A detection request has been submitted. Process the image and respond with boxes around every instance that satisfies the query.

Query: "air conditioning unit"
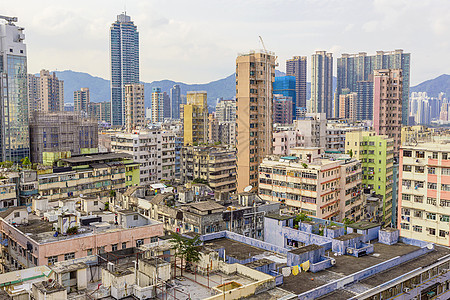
[330,258,336,265]
[404,287,410,293]
[107,262,115,273]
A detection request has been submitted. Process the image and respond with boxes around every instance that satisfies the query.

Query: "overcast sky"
[2,0,449,85]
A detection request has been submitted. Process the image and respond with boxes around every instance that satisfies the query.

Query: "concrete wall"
[205,262,276,300]
[283,227,333,250]
[379,229,399,245]
[263,217,286,247]
[297,245,433,300]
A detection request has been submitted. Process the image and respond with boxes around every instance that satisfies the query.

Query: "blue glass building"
[110,13,139,126]
[170,84,181,119]
[0,19,30,163]
[273,76,296,121]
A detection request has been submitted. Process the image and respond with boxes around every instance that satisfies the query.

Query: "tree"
[21,157,31,169]
[349,149,353,158]
[170,233,202,274]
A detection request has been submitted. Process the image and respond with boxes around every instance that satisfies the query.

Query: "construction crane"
[259,36,268,54]
[0,15,18,25]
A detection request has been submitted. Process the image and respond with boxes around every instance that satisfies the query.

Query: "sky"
[2,0,450,85]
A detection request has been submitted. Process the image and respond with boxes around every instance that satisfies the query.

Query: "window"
[442,184,450,192]
[136,239,144,247]
[413,210,423,218]
[64,252,75,260]
[133,215,139,220]
[401,208,410,216]
[427,182,437,190]
[14,212,20,218]
[402,194,411,201]
[415,166,425,173]
[416,151,425,158]
[403,150,412,157]
[415,181,424,188]
[427,228,436,235]
[443,168,450,175]
[402,165,412,172]
[427,197,437,206]
[112,244,118,251]
[444,153,449,160]
[48,256,58,265]
[414,195,423,203]
[413,225,422,232]
[401,223,410,230]
[87,249,93,255]
[122,242,127,249]
[432,152,438,159]
[150,237,158,243]
[441,200,450,207]
[428,167,436,174]
[426,213,436,220]
[98,246,105,254]
[440,230,448,238]
[94,200,98,206]
[440,215,450,222]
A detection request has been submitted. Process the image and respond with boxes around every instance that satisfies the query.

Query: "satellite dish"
[426,244,434,250]
[27,207,32,213]
[244,185,253,192]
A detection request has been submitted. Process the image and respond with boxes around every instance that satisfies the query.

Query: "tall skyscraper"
[373,69,403,153]
[311,51,333,118]
[286,56,307,109]
[0,16,30,163]
[170,84,181,119]
[236,51,276,192]
[273,94,293,124]
[27,70,64,117]
[273,76,296,121]
[182,91,208,146]
[124,83,144,132]
[337,50,410,124]
[163,92,171,119]
[338,88,357,121]
[73,88,90,114]
[110,13,139,126]
[151,87,164,123]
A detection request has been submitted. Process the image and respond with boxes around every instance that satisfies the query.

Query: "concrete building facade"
[311,51,333,118]
[258,148,363,222]
[182,91,208,146]
[373,69,403,154]
[124,83,145,132]
[398,142,450,246]
[286,56,307,110]
[273,94,293,125]
[111,130,176,185]
[29,111,98,164]
[181,145,237,194]
[236,51,276,192]
[73,87,89,114]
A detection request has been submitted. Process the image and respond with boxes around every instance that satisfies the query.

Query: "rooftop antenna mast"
[259,36,267,54]
[0,15,18,25]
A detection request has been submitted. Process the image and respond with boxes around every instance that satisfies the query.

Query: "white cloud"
[2,0,449,86]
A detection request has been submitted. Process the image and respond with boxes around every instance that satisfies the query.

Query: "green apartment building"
[345,131,394,225]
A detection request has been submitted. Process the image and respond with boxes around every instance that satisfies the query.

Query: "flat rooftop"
[204,238,268,261]
[13,214,158,244]
[266,214,293,221]
[333,232,363,241]
[347,220,381,230]
[289,244,323,255]
[281,242,450,298]
[60,152,132,164]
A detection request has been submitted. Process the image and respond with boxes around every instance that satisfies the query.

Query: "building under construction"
[29,111,98,164]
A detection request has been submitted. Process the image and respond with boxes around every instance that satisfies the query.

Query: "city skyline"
[1,0,449,86]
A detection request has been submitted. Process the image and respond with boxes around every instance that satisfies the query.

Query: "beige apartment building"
[124,83,145,132]
[236,51,276,192]
[27,70,64,118]
[398,142,450,246]
[373,69,403,154]
[73,87,90,114]
[258,147,363,222]
[339,88,357,121]
[182,91,208,146]
[181,145,237,194]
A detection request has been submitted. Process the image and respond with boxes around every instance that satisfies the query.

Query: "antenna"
[0,15,18,25]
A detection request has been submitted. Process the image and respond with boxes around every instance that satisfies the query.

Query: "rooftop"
[60,152,132,164]
[188,201,224,212]
[289,244,323,255]
[333,232,363,241]
[281,242,450,297]
[204,238,267,261]
[347,220,381,230]
[266,214,293,221]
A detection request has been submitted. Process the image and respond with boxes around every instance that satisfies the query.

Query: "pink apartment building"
[0,207,163,272]
[373,69,403,153]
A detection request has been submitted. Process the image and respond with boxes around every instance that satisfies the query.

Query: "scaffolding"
[29,111,98,164]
